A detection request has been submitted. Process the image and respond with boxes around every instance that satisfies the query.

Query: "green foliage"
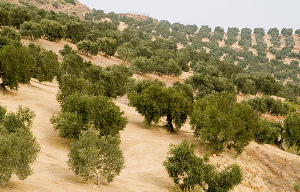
[190,92,260,154]
[82,64,134,98]
[84,9,105,21]
[176,48,192,72]
[166,59,182,76]
[255,119,282,145]
[267,28,281,47]
[128,80,193,132]
[239,28,252,48]
[52,93,127,138]
[131,56,153,74]
[97,37,118,57]
[0,106,40,187]
[281,28,293,37]
[28,43,59,82]
[163,139,243,191]
[20,21,43,39]
[277,82,300,102]
[214,26,225,41]
[186,24,198,35]
[41,19,64,41]
[199,25,211,38]
[0,26,21,41]
[225,27,239,45]
[64,22,86,43]
[60,53,92,78]
[117,42,136,63]
[77,40,99,56]
[67,129,124,186]
[64,0,76,5]
[0,7,11,26]
[246,96,289,116]
[294,183,300,191]
[185,73,235,98]
[59,44,77,57]
[283,113,300,152]
[0,44,34,90]
[234,73,280,95]
[9,6,31,28]
[51,112,83,139]
[58,64,133,103]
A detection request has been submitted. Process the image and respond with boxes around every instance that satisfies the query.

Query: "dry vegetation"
[1,0,91,19]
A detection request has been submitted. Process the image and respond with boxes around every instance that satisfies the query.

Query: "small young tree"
[59,44,77,57]
[0,106,40,187]
[67,129,124,187]
[163,139,243,191]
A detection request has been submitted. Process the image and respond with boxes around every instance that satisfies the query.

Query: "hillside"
[1,1,300,191]
[1,0,91,18]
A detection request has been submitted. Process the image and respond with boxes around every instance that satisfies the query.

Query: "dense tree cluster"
[190,92,260,154]
[164,139,243,191]
[245,96,289,116]
[239,28,252,48]
[225,27,239,45]
[0,31,59,90]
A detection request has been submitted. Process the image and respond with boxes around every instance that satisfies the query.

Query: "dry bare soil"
[1,37,300,192]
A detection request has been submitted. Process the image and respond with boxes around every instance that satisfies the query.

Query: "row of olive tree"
[51,47,131,187]
[0,27,59,90]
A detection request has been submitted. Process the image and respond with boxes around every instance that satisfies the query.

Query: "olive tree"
[51,93,127,139]
[163,139,243,191]
[20,21,43,40]
[190,92,260,154]
[283,113,300,153]
[129,80,193,132]
[0,106,40,187]
[0,44,34,90]
[67,129,124,186]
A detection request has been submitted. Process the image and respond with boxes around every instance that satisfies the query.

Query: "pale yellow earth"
[1,36,300,192]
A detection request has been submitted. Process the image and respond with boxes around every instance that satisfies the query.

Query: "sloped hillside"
[1,0,91,18]
[0,60,299,192]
